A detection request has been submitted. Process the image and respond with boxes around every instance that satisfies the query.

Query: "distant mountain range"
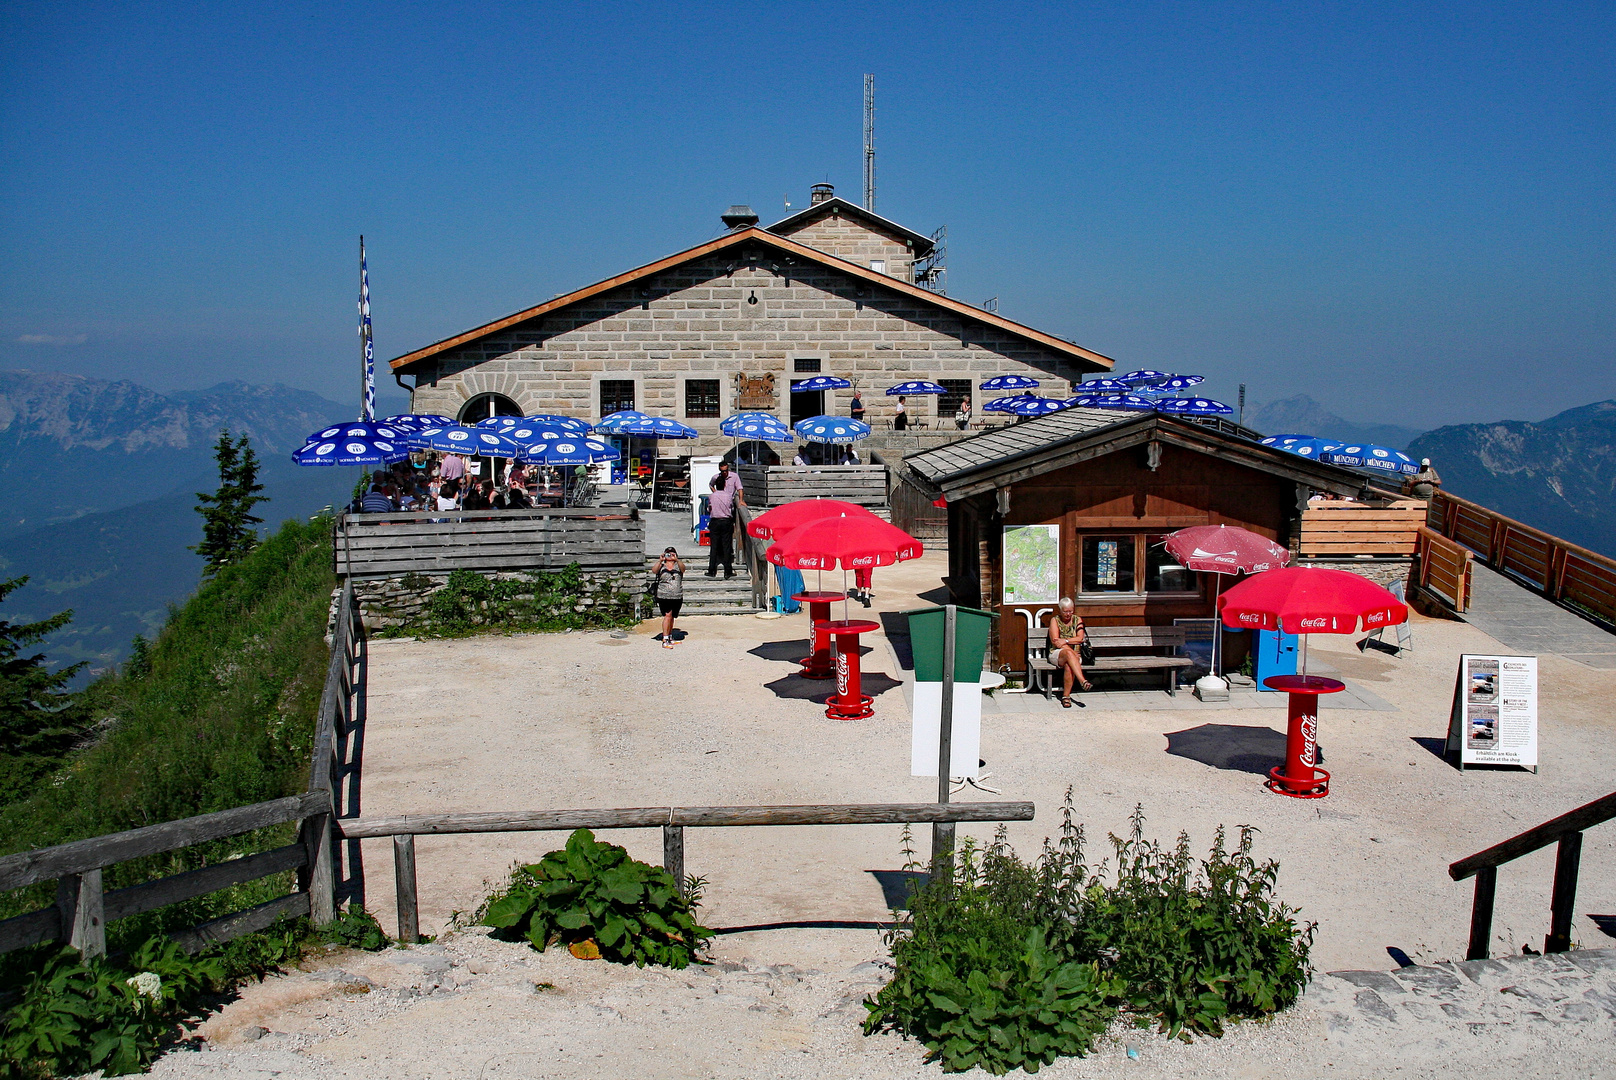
[0,371,366,674]
[1247,395,1425,450]
[1408,400,1616,559]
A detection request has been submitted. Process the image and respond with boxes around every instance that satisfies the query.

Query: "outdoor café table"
[823,619,881,720]
[1262,674,1343,799]
[792,591,845,680]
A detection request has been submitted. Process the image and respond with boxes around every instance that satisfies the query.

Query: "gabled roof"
[390,227,1111,372]
[905,410,1390,501]
[764,196,935,256]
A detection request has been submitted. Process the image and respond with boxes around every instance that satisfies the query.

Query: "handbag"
[1079,639,1096,666]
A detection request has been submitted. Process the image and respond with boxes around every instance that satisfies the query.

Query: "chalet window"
[684,379,720,419]
[1145,537,1196,592]
[1079,533,1199,596]
[794,358,822,373]
[1081,536,1136,593]
[600,380,635,416]
[938,379,972,415]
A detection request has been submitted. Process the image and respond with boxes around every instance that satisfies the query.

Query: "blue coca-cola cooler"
[1254,629,1298,690]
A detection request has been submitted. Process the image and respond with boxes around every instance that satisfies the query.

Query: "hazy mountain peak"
[1245,394,1424,450]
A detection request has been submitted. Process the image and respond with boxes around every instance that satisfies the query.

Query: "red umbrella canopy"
[746,499,875,540]
[1218,567,1409,634]
[766,513,923,571]
[1163,524,1290,575]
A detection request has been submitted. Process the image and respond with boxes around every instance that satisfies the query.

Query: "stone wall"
[1295,557,1414,590]
[349,567,646,631]
[775,215,915,282]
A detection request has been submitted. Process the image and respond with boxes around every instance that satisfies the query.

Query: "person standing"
[705,460,745,579]
[849,390,865,424]
[955,398,972,430]
[652,546,685,648]
[893,395,908,431]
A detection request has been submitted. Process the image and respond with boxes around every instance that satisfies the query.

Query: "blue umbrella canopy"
[592,410,651,433]
[522,413,592,432]
[293,434,411,467]
[382,414,454,430]
[1009,397,1072,416]
[1072,378,1135,393]
[602,415,699,439]
[1146,375,1206,393]
[306,421,408,444]
[983,392,1037,413]
[522,437,620,465]
[885,380,948,395]
[979,374,1041,392]
[502,422,581,447]
[720,411,795,442]
[411,425,523,458]
[1069,393,1158,410]
[1260,435,1342,459]
[794,415,871,444]
[1116,369,1176,386]
[1154,397,1232,415]
[1321,442,1419,476]
[791,376,853,393]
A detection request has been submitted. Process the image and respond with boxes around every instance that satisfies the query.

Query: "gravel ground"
[147,551,1616,1077]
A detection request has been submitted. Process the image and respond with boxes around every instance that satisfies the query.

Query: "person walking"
[652,546,685,648]
[955,398,972,430]
[849,389,866,424]
[705,460,745,579]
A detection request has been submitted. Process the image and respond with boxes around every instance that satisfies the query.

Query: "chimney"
[810,183,835,205]
[721,205,759,230]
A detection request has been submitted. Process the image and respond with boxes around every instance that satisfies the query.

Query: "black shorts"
[656,598,682,616]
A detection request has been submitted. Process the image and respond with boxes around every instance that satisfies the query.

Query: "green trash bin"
[904,605,997,684]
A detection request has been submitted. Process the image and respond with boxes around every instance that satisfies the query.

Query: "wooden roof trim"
[390,228,1116,372]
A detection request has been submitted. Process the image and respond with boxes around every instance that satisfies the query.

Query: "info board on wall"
[1445,654,1538,772]
[1002,524,1060,605]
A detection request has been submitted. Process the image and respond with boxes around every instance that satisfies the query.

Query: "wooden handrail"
[1432,490,1616,573]
[1450,790,1616,880]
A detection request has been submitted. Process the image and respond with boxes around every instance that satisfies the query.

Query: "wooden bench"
[1026,625,1195,698]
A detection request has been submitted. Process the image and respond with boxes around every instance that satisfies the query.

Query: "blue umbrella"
[503,422,581,447]
[1321,442,1419,476]
[1009,397,1072,416]
[720,411,795,442]
[1154,397,1232,415]
[293,434,411,467]
[1069,393,1157,410]
[1116,369,1175,386]
[1260,435,1342,459]
[1142,375,1205,394]
[306,421,408,444]
[602,415,699,439]
[794,415,871,444]
[522,437,620,465]
[382,414,454,430]
[791,376,852,393]
[885,380,948,395]
[983,392,1037,413]
[979,374,1040,392]
[592,409,651,433]
[523,413,592,432]
[1072,378,1136,393]
[411,425,523,458]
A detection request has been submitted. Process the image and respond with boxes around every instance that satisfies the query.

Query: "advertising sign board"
[1446,654,1538,772]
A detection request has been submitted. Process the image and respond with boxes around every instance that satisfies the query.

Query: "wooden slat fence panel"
[1416,526,1473,612]
[1299,501,1426,556]
[738,465,889,508]
[335,510,643,578]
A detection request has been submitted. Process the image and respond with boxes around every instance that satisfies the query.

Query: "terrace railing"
[737,464,889,509]
[333,507,644,579]
[1450,790,1616,959]
[1297,498,1427,557]
[1414,526,1474,613]
[1428,489,1616,626]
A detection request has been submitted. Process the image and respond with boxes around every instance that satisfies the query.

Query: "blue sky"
[2,1,1612,429]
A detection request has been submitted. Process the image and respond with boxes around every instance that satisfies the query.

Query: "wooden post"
[1545,831,1583,954]
[301,810,336,927]
[393,835,419,944]
[1466,865,1497,960]
[931,604,958,871]
[56,869,105,957]
[663,825,685,896]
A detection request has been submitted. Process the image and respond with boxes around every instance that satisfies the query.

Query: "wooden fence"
[333,508,644,579]
[0,584,361,958]
[737,464,889,508]
[1298,499,1427,556]
[735,503,769,610]
[891,473,947,543]
[1428,490,1616,626]
[341,801,1037,944]
[1414,526,1474,613]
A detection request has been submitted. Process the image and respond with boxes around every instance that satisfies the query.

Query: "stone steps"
[646,560,760,614]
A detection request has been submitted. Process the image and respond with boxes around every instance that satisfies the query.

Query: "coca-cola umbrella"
[1162,525,1290,678]
[767,512,923,621]
[1217,566,1408,679]
[746,499,875,540]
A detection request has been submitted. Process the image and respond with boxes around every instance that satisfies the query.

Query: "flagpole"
[359,236,375,421]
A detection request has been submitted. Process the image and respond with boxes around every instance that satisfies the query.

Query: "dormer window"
[869,260,887,274]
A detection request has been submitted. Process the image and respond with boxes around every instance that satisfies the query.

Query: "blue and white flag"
[359,239,374,421]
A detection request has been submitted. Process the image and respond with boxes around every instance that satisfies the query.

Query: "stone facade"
[773,213,916,282]
[1296,556,1414,589]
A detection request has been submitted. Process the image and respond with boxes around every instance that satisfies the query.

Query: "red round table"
[1263,675,1343,799]
[792,591,845,680]
[824,619,881,720]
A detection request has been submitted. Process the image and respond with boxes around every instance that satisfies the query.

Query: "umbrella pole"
[1212,574,1224,676]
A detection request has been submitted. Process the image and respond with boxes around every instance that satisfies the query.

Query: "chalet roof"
[764,197,936,256]
[905,410,1389,501]
[389,228,1111,372]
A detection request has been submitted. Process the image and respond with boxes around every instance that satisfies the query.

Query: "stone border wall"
[349,568,645,632]
[1294,557,1413,589]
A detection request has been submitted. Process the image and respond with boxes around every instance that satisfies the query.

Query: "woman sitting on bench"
[1048,597,1093,706]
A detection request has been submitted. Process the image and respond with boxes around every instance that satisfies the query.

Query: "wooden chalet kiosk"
[901,409,1419,675]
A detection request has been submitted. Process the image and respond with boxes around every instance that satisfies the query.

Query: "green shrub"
[482,828,711,968]
[864,796,1315,1073]
[385,564,639,638]
[319,904,390,952]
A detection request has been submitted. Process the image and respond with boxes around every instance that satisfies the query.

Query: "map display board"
[1002,525,1060,605]
[1446,654,1538,772]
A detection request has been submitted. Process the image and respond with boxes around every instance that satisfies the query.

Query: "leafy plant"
[383,564,639,639]
[319,904,390,951]
[482,829,711,969]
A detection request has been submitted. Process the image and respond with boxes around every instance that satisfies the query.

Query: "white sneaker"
[663,638,674,649]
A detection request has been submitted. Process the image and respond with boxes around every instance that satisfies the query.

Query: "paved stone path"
[1462,565,1616,669]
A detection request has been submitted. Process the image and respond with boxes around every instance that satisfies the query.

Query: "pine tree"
[193,430,268,574]
[0,576,84,756]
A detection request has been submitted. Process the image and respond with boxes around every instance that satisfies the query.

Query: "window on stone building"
[938,379,972,416]
[685,379,720,419]
[793,358,821,373]
[869,259,886,274]
[600,380,635,416]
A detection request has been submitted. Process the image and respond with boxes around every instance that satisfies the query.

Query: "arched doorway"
[458,393,522,424]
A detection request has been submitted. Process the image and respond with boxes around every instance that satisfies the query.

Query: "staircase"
[650,558,762,614]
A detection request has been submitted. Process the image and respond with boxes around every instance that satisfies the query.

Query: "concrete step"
[646,561,758,613]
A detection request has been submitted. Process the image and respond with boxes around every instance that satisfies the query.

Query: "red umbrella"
[767,513,923,620]
[1162,525,1291,678]
[746,499,874,540]
[1218,566,1408,677]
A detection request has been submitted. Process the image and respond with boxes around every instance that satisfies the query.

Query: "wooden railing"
[1429,490,1616,626]
[1414,526,1474,613]
[891,473,948,542]
[735,503,769,610]
[737,464,889,508]
[340,801,1037,944]
[0,583,361,958]
[1297,499,1426,556]
[333,508,644,579]
[1450,790,1616,959]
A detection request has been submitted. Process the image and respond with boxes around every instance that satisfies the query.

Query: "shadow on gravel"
[750,638,872,663]
[1164,723,1325,776]
[763,671,902,703]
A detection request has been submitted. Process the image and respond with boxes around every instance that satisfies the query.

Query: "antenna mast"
[863,74,876,212]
